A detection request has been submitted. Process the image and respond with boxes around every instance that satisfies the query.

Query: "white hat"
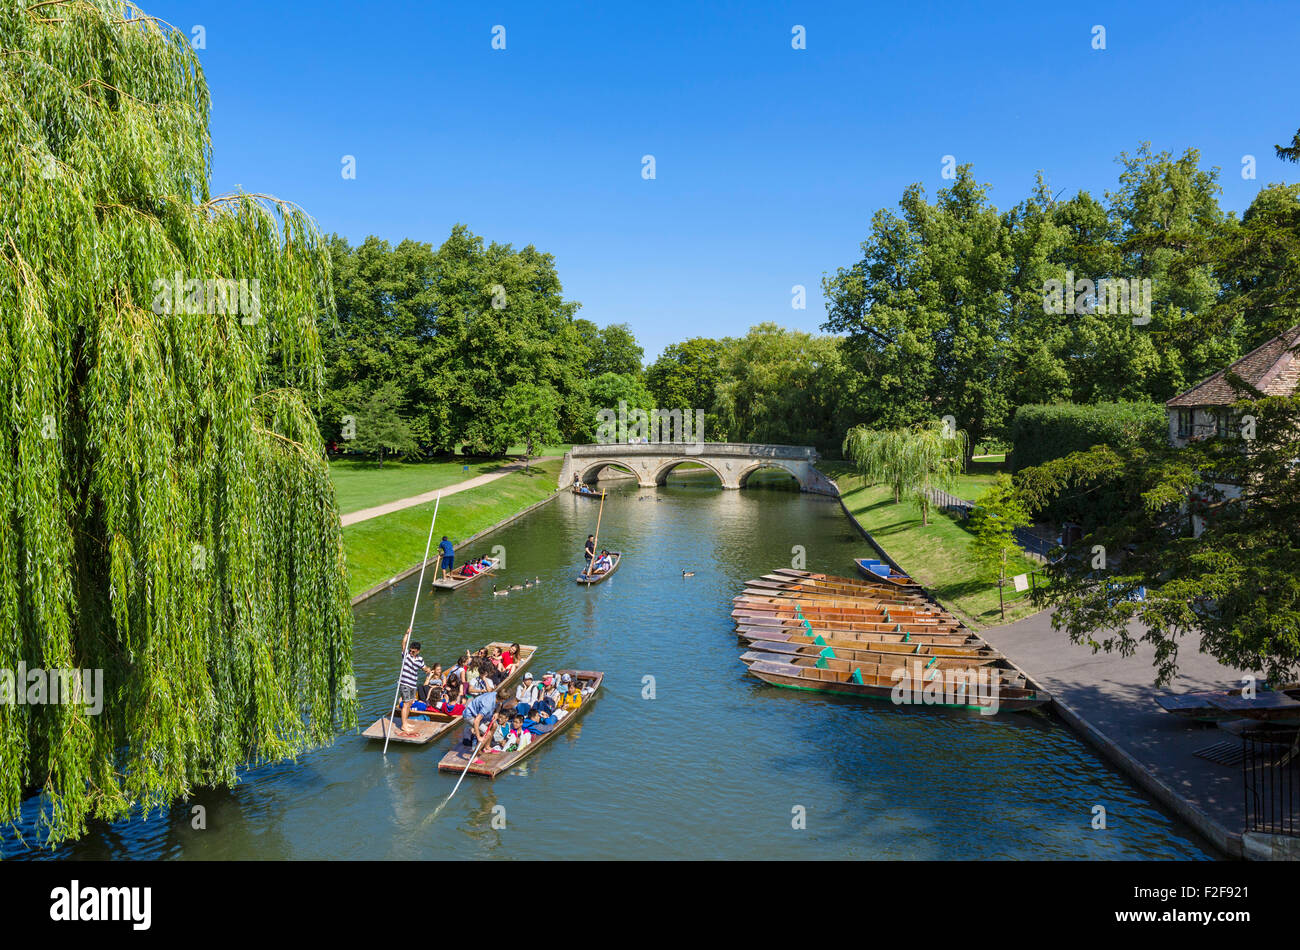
[561,673,572,682]
[523,672,533,680]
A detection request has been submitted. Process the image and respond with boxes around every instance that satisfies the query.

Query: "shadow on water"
[6,478,1213,860]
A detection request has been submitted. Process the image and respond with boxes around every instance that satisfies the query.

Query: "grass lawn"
[329,459,506,514]
[499,443,572,457]
[343,458,563,598]
[821,463,1042,630]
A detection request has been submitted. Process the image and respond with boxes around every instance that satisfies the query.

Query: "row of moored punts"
[735,567,1052,714]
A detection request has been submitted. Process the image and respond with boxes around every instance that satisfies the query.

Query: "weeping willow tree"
[843,421,968,525]
[0,0,355,847]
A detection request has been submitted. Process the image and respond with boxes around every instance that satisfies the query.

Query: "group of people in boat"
[462,671,594,757]
[435,535,497,581]
[572,474,599,495]
[582,535,614,575]
[393,638,523,737]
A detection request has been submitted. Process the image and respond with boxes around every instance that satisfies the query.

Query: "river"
[6,473,1212,859]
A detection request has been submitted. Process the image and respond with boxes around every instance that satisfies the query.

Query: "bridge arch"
[651,457,726,487]
[575,459,638,484]
[736,459,803,488]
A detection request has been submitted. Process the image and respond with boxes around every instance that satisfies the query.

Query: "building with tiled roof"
[1166,325,1300,447]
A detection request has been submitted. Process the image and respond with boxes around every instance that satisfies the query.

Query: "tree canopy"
[1,0,353,846]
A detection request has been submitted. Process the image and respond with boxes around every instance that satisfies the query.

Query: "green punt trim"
[752,676,1029,712]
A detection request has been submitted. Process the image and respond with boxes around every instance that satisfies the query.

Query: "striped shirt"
[399,653,424,689]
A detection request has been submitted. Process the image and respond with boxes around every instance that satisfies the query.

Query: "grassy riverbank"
[820,463,1041,630]
[330,459,507,514]
[341,458,564,598]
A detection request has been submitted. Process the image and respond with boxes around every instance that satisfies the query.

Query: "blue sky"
[150,0,1299,359]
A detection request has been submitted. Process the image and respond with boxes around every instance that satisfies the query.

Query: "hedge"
[1010,401,1167,472]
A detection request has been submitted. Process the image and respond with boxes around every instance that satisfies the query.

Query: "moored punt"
[431,562,498,591]
[437,669,603,777]
[752,575,927,605]
[736,627,993,655]
[772,567,928,593]
[854,557,920,588]
[740,586,926,609]
[362,642,538,744]
[734,595,950,621]
[576,551,621,585]
[731,605,960,627]
[735,614,967,638]
[738,639,1005,669]
[732,611,965,636]
[739,650,1026,688]
[751,573,924,597]
[745,657,1050,713]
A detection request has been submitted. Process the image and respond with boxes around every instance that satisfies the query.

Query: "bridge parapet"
[568,442,819,461]
[559,442,833,493]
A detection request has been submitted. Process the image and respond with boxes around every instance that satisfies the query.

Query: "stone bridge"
[557,443,838,493]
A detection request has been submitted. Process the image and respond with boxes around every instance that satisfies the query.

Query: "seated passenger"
[558,673,583,711]
[523,707,556,735]
[593,550,613,573]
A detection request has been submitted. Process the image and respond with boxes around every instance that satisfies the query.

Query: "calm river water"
[8,475,1212,859]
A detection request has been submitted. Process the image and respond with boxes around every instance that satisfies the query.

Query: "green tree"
[581,372,653,442]
[823,167,1014,450]
[842,421,968,525]
[0,0,353,846]
[712,324,848,452]
[645,337,726,437]
[500,382,562,468]
[969,475,1031,621]
[350,383,418,467]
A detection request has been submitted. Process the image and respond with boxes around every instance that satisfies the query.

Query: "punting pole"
[382,492,442,754]
[584,489,607,576]
[422,721,495,828]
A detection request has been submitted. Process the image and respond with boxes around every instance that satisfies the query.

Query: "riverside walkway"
[340,461,528,527]
[981,612,1256,858]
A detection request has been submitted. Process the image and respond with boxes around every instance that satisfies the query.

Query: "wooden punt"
[437,669,603,777]
[733,608,967,631]
[751,576,926,606]
[740,586,927,609]
[735,616,965,638]
[739,649,1026,688]
[732,611,965,636]
[431,562,498,591]
[753,574,920,598]
[576,551,621,585]
[772,567,926,592]
[361,642,537,745]
[571,486,605,499]
[734,595,950,620]
[745,657,1050,712]
[739,638,1003,667]
[736,626,992,654]
[854,558,921,588]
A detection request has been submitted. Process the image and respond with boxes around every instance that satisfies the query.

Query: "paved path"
[340,462,528,527]
[982,610,1250,856]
